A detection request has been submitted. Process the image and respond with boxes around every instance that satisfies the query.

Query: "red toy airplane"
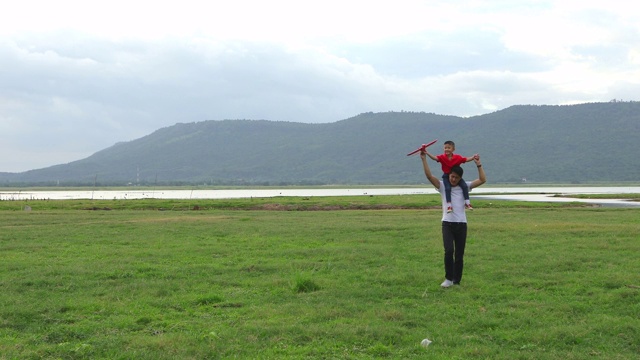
[406,139,438,156]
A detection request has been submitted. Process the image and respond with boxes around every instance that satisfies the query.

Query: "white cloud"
[0,0,639,172]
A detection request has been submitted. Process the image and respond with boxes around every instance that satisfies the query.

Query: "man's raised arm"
[468,154,486,190]
[420,151,441,189]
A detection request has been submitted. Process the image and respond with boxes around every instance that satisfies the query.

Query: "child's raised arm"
[465,154,478,163]
[425,150,439,162]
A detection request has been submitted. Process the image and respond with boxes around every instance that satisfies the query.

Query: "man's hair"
[450,165,464,177]
[444,140,455,147]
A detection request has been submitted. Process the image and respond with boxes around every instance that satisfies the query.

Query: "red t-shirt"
[436,154,467,174]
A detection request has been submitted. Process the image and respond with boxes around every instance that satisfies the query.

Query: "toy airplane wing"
[406,139,437,156]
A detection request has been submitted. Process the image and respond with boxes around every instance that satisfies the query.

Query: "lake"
[1,186,639,207]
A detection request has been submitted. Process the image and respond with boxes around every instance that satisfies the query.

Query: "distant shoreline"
[2,186,640,205]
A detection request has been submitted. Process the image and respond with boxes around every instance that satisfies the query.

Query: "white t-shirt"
[438,180,469,223]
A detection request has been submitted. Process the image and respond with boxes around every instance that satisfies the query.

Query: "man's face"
[449,172,461,187]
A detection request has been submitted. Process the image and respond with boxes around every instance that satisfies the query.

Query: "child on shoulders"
[425,140,477,213]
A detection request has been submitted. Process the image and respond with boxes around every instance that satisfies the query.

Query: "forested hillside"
[1,101,639,185]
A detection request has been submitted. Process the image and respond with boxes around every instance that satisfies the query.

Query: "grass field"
[0,196,638,359]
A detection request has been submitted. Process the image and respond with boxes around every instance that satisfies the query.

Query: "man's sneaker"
[465,203,473,210]
[446,206,453,213]
[440,279,454,288]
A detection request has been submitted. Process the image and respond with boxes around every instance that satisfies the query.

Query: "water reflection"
[472,194,640,208]
[1,186,639,207]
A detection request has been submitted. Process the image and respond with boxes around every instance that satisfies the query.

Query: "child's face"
[443,143,455,155]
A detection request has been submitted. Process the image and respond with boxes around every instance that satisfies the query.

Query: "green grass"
[0,195,638,359]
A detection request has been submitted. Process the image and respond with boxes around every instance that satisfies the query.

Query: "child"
[425,140,477,213]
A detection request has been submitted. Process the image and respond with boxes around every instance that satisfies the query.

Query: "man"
[419,150,486,288]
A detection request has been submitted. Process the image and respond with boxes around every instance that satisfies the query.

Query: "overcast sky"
[1,0,638,172]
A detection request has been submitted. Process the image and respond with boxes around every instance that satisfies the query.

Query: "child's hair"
[444,140,455,147]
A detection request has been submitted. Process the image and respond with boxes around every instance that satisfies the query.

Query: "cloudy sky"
[1,0,638,172]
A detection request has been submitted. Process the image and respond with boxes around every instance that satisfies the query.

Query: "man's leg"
[441,222,455,282]
[452,223,468,284]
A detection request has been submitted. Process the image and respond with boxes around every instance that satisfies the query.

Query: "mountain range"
[1,101,639,186]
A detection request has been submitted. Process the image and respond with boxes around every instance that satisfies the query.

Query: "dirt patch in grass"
[247,204,437,211]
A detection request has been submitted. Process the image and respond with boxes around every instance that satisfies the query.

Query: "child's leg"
[442,174,452,204]
[460,179,473,208]
[459,179,470,201]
